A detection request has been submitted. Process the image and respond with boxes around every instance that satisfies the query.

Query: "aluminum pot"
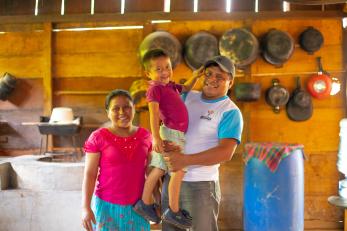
[139,31,182,69]
[219,28,259,69]
[184,31,219,70]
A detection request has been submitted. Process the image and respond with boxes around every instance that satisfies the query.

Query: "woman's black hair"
[105,89,134,110]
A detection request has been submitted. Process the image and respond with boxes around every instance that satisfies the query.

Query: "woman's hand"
[153,137,164,153]
[82,207,96,231]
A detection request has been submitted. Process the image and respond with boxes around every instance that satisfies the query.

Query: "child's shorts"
[150,125,185,172]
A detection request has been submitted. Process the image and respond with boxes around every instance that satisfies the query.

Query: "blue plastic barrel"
[244,147,304,231]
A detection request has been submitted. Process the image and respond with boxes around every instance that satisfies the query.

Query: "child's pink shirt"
[84,127,152,205]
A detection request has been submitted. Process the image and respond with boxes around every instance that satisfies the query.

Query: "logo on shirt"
[200,110,214,120]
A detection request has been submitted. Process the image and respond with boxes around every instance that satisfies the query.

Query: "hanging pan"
[184,31,219,70]
[306,57,332,99]
[139,31,182,69]
[219,28,259,69]
[299,26,324,54]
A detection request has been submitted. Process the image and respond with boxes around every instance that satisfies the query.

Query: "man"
[162,55,243,231]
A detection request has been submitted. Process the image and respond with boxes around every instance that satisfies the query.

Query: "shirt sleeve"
[218,109,243,144]
[84,130,102,153]
[146,85,161,103]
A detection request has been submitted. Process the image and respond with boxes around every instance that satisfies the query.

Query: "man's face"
[145,56,173,85]
[201,65,233,100]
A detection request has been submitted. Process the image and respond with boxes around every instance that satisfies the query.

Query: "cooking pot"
[219,28,259,69]
[261,29,294,67]
[306,57,332,99]
[265,79,290,113]
[234,82,261,102]
[299,26,324,54]
[0,72,17,101]
[49,107,74,124]
[184,31,219,70]
[139,31,182,69]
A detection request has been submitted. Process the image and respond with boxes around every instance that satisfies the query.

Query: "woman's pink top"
[84,127,152,205]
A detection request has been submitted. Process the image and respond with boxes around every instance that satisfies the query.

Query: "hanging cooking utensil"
[299,26,324,54]
[306,57,332,99]
[184,31,219,70]
[219,28,259,69]
[139,31,182,69]
[265,79,290,113]
[261,29,294,67]
[286,77,313,122]
[234,82,261,102]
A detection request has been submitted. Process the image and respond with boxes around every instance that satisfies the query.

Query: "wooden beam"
[0,11,343,24]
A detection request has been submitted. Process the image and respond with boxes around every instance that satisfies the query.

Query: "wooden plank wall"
[0,17,345,230]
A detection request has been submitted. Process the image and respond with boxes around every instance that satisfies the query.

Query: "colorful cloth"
[84,127,152,205]
[92,195,150,231]
[146,80,188,133]
[243,142,304,172]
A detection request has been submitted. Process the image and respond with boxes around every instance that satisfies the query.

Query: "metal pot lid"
[184,31,219,70]
[262,29,294,64]
[139,31,182,69]
[219,28,259,68]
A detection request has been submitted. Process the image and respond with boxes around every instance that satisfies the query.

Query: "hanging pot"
[306,57,332,99]
[299,26,324,54]
[286,77,313,121]
[184,31,219,70]
[234,82,261,102]
[265,79,290,113]
[261,29,294,67]
[219,28,259,69]
[139,31,182,69]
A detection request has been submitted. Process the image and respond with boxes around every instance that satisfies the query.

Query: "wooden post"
[43,22,53,152]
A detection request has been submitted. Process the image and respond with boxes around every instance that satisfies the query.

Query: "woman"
[81,89,152,231]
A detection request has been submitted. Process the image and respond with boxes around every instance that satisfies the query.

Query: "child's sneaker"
[162,208,192,229]
[133,200,161,224]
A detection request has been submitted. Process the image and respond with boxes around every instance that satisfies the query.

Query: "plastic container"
[244,147,304,231]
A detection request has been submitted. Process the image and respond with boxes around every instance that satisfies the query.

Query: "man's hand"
[162,141,186,172]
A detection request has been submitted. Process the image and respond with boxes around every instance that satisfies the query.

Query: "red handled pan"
[306,57,332,99]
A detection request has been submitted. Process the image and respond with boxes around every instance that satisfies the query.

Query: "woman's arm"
[81,152,100,231]
[148,101,163,153]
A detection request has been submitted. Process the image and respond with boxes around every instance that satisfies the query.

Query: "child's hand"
[153,137,164,153]
[193,66,204,79]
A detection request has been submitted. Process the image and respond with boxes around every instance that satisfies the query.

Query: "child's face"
[146,56,173,84]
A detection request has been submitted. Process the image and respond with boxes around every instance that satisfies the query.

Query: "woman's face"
[107,96,135,128]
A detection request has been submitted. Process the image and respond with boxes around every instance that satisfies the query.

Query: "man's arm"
[164,138,238,172]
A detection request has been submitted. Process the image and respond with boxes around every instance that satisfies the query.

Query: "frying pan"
[219,28,259,69]
[139,31,182,69]
[306,57,332,99]
[184,31,219,70]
